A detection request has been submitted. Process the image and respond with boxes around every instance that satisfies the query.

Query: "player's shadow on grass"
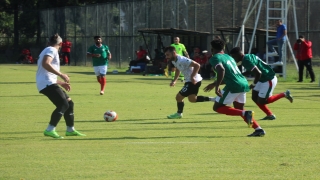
[0,94,41,97]
[61,135,240,141]
[0,82,35,84]
[286,86,320,90]
[70,72,129,76]
[264,123,320,128]
[131,119,240,125]
[76,118,164,123]
[134,77,167,81]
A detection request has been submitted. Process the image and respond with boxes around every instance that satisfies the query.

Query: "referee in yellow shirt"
[170,37,190,82]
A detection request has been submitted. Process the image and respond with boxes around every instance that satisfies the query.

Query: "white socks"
[46,124,55,131]
[67,126,75,132]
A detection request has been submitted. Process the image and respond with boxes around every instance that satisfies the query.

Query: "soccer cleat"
[65,130,86,136]
[247,129,266,137]
[100,91,104,95]
[44,130,64,139]
[164,71,169,78]
[260,114,276,120]
[285,90,293,103]
[244,111,254,128]
[167,113,182,119]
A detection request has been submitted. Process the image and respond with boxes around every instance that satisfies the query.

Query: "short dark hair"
[48,33,62,46]
[299,35,304,38]
[230,47,242,55]
[94,36,101,39]
[211,39,225,52]
[164,46,176,52]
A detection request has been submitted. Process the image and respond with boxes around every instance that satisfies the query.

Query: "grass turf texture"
[0,64,320,180]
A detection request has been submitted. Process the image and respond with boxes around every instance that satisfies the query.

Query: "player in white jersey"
[36,33,85,139]
[164,46,215,119]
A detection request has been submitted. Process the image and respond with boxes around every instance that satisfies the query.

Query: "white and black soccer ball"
[104,110,118,122]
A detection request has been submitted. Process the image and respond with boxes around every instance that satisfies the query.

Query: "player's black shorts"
[179,81,202,97]
[40,84,69,106]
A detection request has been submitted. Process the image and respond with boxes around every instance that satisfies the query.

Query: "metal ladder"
[236,0,299,79]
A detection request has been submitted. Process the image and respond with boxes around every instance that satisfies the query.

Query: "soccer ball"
[104,110,118,122]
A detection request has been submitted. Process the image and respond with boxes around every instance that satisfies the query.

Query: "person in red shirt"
[293,35,315,83]
[24,55,34,64]
[18,48,34,64]
[61,38,72,65]
[129,46,149,67]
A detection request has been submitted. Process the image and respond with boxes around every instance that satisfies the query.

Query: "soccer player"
[203,39,265,137]
[170,37,190,82]
[87,36,112,95]
[36,33,85,139]
[164,46,215,119]
[230,47,293,120]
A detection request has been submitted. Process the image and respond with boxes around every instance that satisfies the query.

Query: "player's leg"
[186,81,215,102]
[95,66,107,95]
[94,66,103,94]
[40,84,70,138]
[233,97,266,137]
[252,81,275,120]
[265,76,293,103]
[167,92,185,119]
[167,82,192,119]
[213,90,252,125]
[213,90,245,116]
[233,101,263,130]
[61,94,86,136]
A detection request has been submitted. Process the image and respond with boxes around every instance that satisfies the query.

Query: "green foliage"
[0,12,14,36]
[0,64,320,179]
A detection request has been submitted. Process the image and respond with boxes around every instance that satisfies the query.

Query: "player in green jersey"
[230,47,293,120]
[87,36,112,95]
[203,39,265,137]
[170,37,190,82]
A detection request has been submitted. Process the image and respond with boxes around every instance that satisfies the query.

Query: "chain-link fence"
[1,0,319,66]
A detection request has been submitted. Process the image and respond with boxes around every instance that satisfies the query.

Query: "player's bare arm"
[57,80,71,92]
[203,81,216,92]
[250,67,262,89]
[108,52,112,60]
[183,50,190,58]
[189,61,200,84]
[42,55,70,83]
[214,64,225,97]
[170,69,181,87]
[87,53,100,58]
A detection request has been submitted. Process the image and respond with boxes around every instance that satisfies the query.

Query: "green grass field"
[0,64,320,180]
